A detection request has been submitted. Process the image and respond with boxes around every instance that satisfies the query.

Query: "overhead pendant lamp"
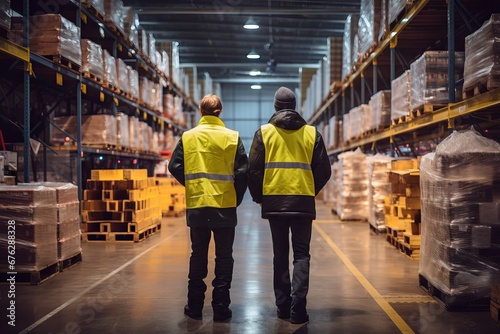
[247,49,260,59]
[244,16,259,30]
[249,69,261,76]
[251,84,262,90]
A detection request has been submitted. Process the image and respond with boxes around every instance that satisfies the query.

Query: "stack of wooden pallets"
[156,177,185,217]
[81,169,162,242]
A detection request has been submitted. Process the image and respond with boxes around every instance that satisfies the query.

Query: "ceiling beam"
[137,7,359,15]
[181,63,320,68]
[214,77,300,83]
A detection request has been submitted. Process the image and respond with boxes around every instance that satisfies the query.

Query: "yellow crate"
[391,159,418,171]
[123,169,148,180]
[91,169,124,181]
[398,197,421,210]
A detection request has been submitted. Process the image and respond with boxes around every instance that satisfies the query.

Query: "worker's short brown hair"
[200,94,222,116]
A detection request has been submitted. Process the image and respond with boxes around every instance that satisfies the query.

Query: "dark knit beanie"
[274,86,296,111]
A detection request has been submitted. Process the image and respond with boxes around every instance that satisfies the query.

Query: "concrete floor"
[3,195,499,334]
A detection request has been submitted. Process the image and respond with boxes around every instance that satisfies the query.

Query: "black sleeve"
[247,129,265,203]
[234,137,249,206]
[311,131,332,195]
[167,138,186,186]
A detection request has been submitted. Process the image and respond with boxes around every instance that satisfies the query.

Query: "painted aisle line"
[313,222,415,334]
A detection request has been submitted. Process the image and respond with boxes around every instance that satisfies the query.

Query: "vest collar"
[199,115,225,127]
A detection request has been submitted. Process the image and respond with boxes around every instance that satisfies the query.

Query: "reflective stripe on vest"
[261,123,316,196]
[183,116,238,209]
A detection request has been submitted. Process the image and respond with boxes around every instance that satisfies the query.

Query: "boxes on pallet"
[81,39,104,80]
[342,14,360,80]
[369,90,391,130]
[391,70,411,121]
[368,154,392,231]
[358,0,383,59]
[419,128,500,308]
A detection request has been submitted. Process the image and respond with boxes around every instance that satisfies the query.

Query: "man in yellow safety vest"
[168,94,248,322]
[247,86,331,325]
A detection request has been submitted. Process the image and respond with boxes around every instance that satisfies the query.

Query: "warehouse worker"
[168,94,248,322]
[247,86,331,325]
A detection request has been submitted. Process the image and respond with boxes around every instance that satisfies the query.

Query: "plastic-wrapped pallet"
[463,14,500,92]
[154,82,163,113]
[0,0,10,31]
[123,7,139,48]
[138,28,149,59]
[389,0,412,25]
[378,0,389,41]
[419,127,500,308]
[328,116,339,150]
[410,51,465,111]
[103,49,118,88]
[337,148,369,221]
[81,39,104,80]
[349,106,362,139]
[0,185,58,273]
[358,0,383,58]
[330,162,339,213]
[128,116,140,151]
[327,37,343,85]
[104,0,125,36]
[391,70,411,121]
[369,90,391,130]
[116,112,130,148]
[139,77,151,107]
[51,115,117,146]
[163,94,174,118]
[343,112,351,143]
[116,57,129,94]
[82,0,105,16]
[367,154,392,231]
[127,66,139,100]
[24,14,81,66]
[148,32,157,65]
[342,14,360,80]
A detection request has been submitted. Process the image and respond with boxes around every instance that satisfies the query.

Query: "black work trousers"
[268,217,312,317]
[187,226,235,311]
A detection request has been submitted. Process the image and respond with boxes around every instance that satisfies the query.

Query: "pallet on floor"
[59,252,83,271]
[82,222,161,242]
[0,262,60,285]
[419,273,490,311]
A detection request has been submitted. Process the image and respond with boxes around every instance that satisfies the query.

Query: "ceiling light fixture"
[247,49,260,59]
[249,70,261,76]
[244,16,259,30]
[251,84,262,90]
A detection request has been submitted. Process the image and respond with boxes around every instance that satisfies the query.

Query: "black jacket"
[168,136,248,228]
[247,109,331,220]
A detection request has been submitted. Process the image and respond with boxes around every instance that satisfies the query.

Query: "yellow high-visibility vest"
[261,123,316,196]
[183,116,238,208]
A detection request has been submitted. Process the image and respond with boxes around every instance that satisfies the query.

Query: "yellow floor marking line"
[313,222,415,334]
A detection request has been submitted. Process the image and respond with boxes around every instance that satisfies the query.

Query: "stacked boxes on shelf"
[463,13,500,94]
[391,70,411,123]
[81,169,162,242]
[81,39,104,82]
[336,148,369,221]
[0,185,60,284]
[419,128,500,309]
[342,14,360,79]
[368,154,392,233]
[358,0,382,59]
[156,177,185,217]
[384,158,421,259]
[369,90,391,131]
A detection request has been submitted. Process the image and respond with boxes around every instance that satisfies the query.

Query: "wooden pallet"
[391,114,412,126]
[103,82,121,94]
[48,55,81,72]
[402,244,420,260]
[419,274,490,311]
[81,2,105,22]
[463,76,500,99]
[411,103,447,118]
[82,71,103,84]
[369,222,386,235]
[0,262,59,285]
[59,252,83,271]
[82,223,161,242]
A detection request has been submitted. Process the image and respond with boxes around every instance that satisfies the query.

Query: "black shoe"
[213,307,232,322]
[184,305,202,320]
[290,313,309,325]
[277,308,290,320]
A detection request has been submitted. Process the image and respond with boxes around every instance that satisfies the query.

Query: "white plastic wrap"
[103,49,119,88]
[28,14,81,66]
[419,128,500,305]
[349,106,362,139]
[128,66,139,100]
[358,0,382,58]
[148,32,157,65]
[104,0,125,35]
[0,185,57,206]
[369,90,391,129]
[128,116,140,151]
[139,77,151,107]
[123,6,139,48]
[389,0,411,25]
[116,57,129,93]
[80,39,104,79]
[337,148,369,220]
[161,50,170,78]
[367,154,392,230]
[116,112,130,148]
[378,0,389,41]
[463,14,500,92]
[139,28,148,58]
[0,0,11,31]
[39,182,78,204]
[82,0,105,15]
[410,51,465,111]
[343,113,351,143]
[51,115,118,146]
[342,14,360,80]
[391,70,411,120]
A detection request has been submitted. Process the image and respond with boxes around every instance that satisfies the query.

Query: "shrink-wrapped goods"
[389,0,412,25]
[116,112,130,148]
[463,14,500,92]
[349,106,362,139]
[0,0,11,31]
[369,90,391,130]
[328,116,339,149]
[103,49,119,88]
[330,163,339,212]
[337,148,369,220]
[410,51,465,111]
[81,0,105,16]
[81,39,104,79]
[20,14,81,66]
[391,70,411,121]
[342,14,360,80]
[123,6,139,48]
[128,116,140,151]
[358,0,383,58]
[342,112,351,143]
[104,0,125,35]
[367,154,392,231]
[419,128,500,307]
[51,115,118,146]
[128,66,139,100]
[116,57,129,94]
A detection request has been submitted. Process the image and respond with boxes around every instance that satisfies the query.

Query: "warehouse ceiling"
[122,0,361,83]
